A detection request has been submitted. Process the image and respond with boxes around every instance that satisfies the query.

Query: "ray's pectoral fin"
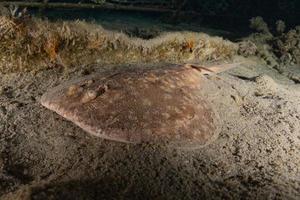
[40,65,222,149]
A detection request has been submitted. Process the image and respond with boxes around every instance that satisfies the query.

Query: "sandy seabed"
[0,56,299,199]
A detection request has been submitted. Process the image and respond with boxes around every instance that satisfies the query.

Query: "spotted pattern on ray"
[41,65,221,149]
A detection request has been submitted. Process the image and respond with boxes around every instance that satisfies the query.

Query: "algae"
[0,15,237,74]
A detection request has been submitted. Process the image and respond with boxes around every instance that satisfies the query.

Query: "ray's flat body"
[41,63,240,148]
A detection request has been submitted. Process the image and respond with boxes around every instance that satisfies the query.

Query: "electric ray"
[41,63,241,149]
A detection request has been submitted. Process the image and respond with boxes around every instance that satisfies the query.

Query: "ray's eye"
[81,90,99,103]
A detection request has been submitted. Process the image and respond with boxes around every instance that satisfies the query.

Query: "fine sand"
[0,56,299,199]
[0,54,300,199]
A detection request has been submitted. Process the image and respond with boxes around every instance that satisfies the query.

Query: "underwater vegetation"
[0,5,298,75]
[0,14,237,73]
[271,27,300,66]
[235,16,300,83]
[239,17,300,68]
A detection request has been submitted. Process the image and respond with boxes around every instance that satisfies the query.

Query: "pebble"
[255,75,278,97]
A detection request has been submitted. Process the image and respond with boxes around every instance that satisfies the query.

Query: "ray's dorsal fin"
[185,62,244,75]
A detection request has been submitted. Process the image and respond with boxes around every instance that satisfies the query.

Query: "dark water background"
[27,0,300,40]
[33,9,252,40]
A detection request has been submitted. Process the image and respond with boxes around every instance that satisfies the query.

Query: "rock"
[255,75,278,97]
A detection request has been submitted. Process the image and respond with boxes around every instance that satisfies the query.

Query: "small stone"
[255,75,277,97]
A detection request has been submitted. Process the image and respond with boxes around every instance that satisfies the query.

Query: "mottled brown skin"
[41,65,222,148]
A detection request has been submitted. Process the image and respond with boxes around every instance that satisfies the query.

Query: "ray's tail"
[185,62,244,75]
